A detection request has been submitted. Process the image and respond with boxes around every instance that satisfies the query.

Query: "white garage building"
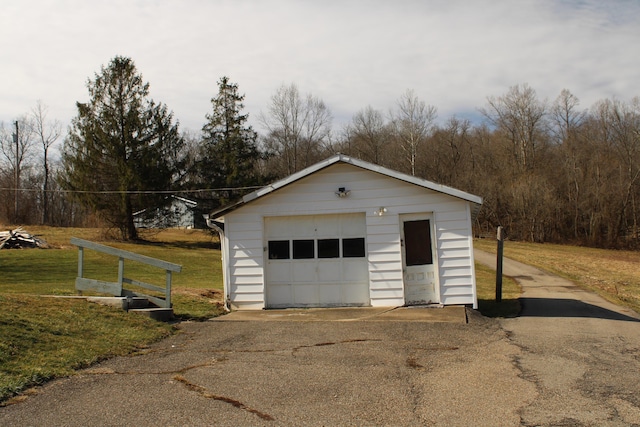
[207,154,482,310]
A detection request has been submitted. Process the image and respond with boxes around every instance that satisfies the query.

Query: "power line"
[0,186,263,195]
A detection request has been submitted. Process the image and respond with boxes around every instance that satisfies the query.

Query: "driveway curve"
[475,249,640,426]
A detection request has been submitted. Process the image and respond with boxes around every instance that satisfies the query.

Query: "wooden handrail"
[71,237,181,309]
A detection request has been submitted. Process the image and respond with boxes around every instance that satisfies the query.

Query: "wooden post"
[496,226,505,302]
[13,121,19,223]
[118,257,125,296]
[77,246,84,295]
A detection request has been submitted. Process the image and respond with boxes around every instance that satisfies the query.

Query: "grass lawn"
[474,238,640,315]
[475,262,521,318]
[0,226,223,298]
[0,226,224,404]
[0,294,173,404]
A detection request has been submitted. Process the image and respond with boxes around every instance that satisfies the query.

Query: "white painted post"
[78,246,84,278]
[165,270,172,308]
[77,246,84,295]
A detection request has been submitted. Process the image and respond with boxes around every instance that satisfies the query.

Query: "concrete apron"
[214,305,467,323]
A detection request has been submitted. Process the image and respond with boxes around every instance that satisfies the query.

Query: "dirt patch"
[174,288,223,301]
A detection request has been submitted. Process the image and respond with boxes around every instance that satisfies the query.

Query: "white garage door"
[264,213,370,308]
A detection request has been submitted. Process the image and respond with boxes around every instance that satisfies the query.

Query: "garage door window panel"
[268,240,290,260]
[343,237,366,258]
[293,239,315,259]
[318,239,340,258]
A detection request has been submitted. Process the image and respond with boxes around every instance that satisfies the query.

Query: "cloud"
[1,0,639,136]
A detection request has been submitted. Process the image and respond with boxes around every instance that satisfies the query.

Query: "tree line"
[1,56,638,248]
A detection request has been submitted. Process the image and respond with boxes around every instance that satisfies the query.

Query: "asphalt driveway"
[0,308,532,426]
[475,249,640,426]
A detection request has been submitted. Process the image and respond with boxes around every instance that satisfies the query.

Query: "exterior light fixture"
[335,187,351,198]
[375,207,387,216]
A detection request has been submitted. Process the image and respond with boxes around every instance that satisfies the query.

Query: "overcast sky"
[1,0,639,137]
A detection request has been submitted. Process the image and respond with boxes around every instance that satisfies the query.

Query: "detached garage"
[207,154,482,310]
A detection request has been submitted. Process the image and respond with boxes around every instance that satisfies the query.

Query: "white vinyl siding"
[222,163,478,309]
[366,213,403,306]
[225,214,265,309]
[435,204,476,306]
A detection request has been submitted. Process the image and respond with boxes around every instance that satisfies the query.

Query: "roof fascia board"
[212,153,482,219]
[242,155,341,203]
[347,157,483,205]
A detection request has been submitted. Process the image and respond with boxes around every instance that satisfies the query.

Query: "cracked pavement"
[1,311,531,426]
[2,251,640,426]
[475,249,640,427]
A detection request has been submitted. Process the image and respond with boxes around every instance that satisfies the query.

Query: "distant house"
[134,195,200,229]
[207,154,482,310]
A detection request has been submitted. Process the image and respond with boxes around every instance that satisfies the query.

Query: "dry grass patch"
[5,226,105,249]
[474,239,640,314]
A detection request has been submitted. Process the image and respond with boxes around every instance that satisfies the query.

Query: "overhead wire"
[0,186,263,195]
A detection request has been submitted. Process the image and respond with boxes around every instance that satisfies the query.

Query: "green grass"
[475,262,521,318]
[0,227,224,404]
[0,294,173,403]
[0,227,223,297]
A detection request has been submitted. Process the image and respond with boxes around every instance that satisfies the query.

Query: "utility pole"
[13,120,19,223]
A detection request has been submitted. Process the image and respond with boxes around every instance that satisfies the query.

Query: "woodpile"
[0,227,48,249]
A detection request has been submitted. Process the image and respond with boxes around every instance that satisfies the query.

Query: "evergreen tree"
[60,56,184,240]
[197,76,264,206]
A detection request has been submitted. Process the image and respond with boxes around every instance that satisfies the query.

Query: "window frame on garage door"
[264,213,370,308]
[267,237,366,260]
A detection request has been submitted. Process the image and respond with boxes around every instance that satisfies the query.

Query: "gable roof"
[210,154,483,220]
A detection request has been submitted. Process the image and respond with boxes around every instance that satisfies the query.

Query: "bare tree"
[0,116,35,223]
[481,83,548,171]
[551,90,587,239]
[260,83,332,176]
[594,97,640,244]
[390,89,437,176]
[345,106,390,165]
[31,101,61,224]
[551,89,586,144]
[431,116,472,187]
